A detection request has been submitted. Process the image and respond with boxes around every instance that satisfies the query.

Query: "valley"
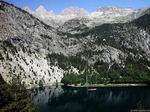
[0,1,150,88]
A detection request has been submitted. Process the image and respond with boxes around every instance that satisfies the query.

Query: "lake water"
[30,86,150,112]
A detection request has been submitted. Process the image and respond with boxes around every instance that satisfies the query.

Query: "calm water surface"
[30,86,150,112]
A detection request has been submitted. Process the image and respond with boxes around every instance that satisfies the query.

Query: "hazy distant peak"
[34,5,54,19]
[22,5,139,28]
[96,6,135,15]
[60,7,89,17]
[35,5,47,13]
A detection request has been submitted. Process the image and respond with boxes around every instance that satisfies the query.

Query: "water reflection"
[30,86,150,112]
[30,86,63,104]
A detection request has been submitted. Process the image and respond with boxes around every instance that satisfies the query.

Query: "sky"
[5,0,150,13]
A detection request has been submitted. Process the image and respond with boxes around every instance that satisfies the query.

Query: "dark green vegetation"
[61,73,81,85]
[61,59,150,85]
[46,53,88,71]
[48,53,150,85]
[0,2,5,11]
[48,52,150,85]
[0,75,37,112]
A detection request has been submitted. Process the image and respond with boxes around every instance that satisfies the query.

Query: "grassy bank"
[65,83,149,88]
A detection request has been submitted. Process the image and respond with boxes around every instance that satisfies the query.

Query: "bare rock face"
[0,1,150,88]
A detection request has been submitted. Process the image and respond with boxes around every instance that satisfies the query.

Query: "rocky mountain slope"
[25,5,145,35]
[0,1,150,88]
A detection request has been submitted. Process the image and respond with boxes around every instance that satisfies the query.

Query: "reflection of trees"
[30,86,63,105]
[46,87,150,112]
[0,75,36,112]
[135,101,145,110]
[48,88,101,112]
[29,86,150,112]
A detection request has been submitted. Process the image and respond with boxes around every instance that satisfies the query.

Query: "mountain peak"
[34,5,54,19]
[60,7,89,17]
[96,6,135,15]
[35,5,47,13]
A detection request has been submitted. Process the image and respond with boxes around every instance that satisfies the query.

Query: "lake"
[30,86,150,112]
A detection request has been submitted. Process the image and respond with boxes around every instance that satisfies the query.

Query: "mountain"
[23,6,89,28]
[60,7,89,17]
[0,1,150,88]
[96,6,134,15]
[23,5,138,28]
[0,1,65,87]
[58,17,90,34]
[57,7,138,34]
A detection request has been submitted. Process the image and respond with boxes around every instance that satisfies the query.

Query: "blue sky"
[5,0,150,13]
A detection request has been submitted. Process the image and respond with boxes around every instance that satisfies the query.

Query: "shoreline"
[65,83,150,88]
[27,83,150,89]
[26,83,64,89]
